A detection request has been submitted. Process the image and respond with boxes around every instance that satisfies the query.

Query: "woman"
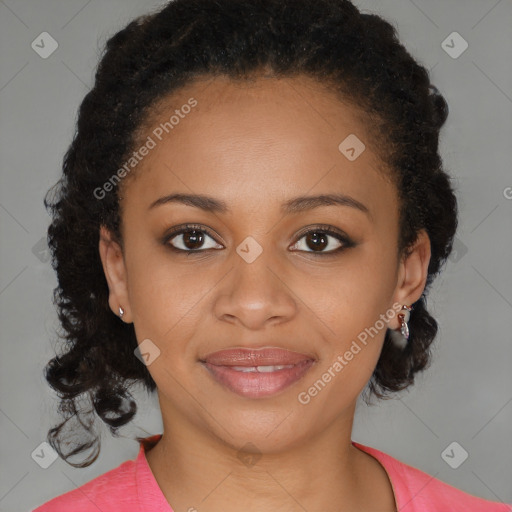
[32,0,511,510]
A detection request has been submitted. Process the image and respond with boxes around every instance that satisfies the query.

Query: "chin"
[202,404,313,455]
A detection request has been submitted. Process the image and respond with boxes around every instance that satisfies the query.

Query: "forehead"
[121,75,396,220]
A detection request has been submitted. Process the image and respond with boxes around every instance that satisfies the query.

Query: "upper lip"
[201,347,315,367]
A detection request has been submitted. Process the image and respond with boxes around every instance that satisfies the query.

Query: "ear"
[98,225,132,323]
[391,229,431,328]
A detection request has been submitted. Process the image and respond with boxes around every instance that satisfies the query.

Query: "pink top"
[32,434,511,511]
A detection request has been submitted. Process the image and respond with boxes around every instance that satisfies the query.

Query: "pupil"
[184,230,204,249]
[307,232,327,251]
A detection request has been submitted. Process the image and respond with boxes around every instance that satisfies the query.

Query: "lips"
[200,347,315,399]
[203,347,313,366]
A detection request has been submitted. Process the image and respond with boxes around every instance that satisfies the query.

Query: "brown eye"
[290,226,354,255]
[166,225,223,253]
[303,231,331,252]
[181,230,205,250]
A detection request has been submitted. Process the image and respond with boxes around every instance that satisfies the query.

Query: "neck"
[145,401,396,512]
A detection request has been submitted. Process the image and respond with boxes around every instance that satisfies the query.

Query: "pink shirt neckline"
[32,433,511,511]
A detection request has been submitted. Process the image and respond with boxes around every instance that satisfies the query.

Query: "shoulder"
[31,457,137,512]
[353,441,512,512]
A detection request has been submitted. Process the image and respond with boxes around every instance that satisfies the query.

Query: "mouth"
[200,347,315,399]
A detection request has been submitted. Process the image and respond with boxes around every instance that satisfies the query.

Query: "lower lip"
[201,359,315,398]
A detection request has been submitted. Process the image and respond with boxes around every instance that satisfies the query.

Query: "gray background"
[0,0,511,511]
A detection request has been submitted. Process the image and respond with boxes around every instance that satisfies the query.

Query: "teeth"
[257,365,292,372]
[231,366,258,372]
[230,365,294,373]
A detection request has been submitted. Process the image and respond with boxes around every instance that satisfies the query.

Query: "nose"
[213,250,298,330]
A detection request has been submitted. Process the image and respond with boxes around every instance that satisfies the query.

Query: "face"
[99,75,430,453]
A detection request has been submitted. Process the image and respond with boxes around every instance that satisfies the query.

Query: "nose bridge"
[213,238,297,328]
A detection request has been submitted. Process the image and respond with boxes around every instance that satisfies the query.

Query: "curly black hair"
[43,0,458,467]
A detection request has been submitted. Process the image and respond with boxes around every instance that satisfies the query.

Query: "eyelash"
[162,223,355,257]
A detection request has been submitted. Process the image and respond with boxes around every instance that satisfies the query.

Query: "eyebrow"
[149,192,371,218]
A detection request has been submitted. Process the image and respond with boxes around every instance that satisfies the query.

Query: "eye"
[164,224,223,253]
[162,223,355,256]
[289,225,354,255]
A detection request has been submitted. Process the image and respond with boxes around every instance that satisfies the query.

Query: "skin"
[99,75,431,512]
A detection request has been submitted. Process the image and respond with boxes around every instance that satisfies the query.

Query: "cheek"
[296,281,389,413]
[123,240,209,343]
[296,250,396,342]
[292,249,396,401]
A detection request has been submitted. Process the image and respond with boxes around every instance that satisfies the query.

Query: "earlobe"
[98,226,131,322]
